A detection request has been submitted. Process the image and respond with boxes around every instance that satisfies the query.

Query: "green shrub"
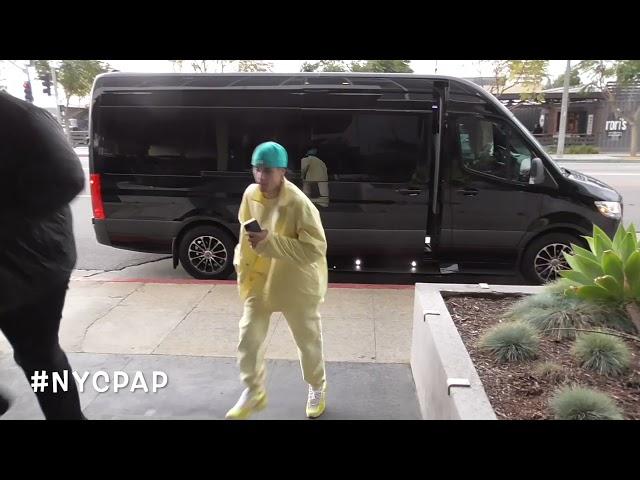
[566,145,599,154]
[543,279,574,296]
[550,386,623,420]
[505,289,567,319]
[560,223,640,335]
[572,332,631,376]
[479,322,539,363]
[532,362,566,384]
[506,293,629,339]
[505,287,635,339]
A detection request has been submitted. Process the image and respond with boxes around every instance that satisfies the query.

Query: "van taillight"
[90,174,105,220]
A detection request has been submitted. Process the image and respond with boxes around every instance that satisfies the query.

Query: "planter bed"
[444,293,640,420]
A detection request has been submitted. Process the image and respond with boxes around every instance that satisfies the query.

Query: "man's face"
[253,166,286,196]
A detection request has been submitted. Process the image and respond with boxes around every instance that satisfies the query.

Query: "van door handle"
[457,188,479,196]
[396,188,422,196]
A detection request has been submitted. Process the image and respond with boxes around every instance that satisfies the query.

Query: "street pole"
[50,63,63,125]
[556,59,571,157]
[25,63,32,99]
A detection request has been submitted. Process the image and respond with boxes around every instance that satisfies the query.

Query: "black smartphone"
[244,218,262,233]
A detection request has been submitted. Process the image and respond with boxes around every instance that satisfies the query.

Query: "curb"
[71,276,415,290]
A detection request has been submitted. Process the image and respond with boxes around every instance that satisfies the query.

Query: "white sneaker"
[306,384,326,418]
[225,388,268,420]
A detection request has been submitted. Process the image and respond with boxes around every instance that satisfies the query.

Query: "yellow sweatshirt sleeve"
[255,203,326,264]
[238,190,251,224]
[234,189,251,271]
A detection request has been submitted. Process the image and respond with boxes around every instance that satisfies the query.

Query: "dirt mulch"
[444,294,640,420]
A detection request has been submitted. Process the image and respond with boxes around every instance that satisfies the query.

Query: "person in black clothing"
[0,92,86,420]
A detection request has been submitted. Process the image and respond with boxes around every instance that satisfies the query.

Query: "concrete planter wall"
[410,283,542,420]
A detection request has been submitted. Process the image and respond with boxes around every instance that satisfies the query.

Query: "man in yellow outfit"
[226,141,328,420]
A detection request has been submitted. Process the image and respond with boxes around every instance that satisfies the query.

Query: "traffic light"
[23,81,33,103]
[40,72,52,96]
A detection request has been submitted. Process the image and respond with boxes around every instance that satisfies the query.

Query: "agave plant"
[560,223,640,334]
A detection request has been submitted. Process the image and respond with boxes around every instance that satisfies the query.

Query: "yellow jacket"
[233,178,328,308]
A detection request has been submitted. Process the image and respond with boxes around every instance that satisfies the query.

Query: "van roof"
[92,72,482,94]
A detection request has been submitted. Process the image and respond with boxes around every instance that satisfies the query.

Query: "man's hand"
[247,229,268,249]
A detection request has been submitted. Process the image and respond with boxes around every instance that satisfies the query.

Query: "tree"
[549,69,581,88]
[191,60,213,73]
[237,60,273,72]
[575,60,617,91]
[171,60,184,72]
[35,60,110,108]
[300,60,413,73]
[616,60,640,83]
[34,60,109,134]
[484,60,549,102]
[612,61,640,156]
[190,60,238,73]
[577,60,640,156]
[300,60,350,72]
[350,60,413,73]
[59,60,109,107]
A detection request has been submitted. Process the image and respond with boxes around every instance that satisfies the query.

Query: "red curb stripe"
[75,277,414,290]
[82,277,236,285]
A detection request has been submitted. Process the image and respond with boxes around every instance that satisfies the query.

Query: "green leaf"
[628,224,638,247]
[601,250,625,284]
[593,224,613,250]
[612,224,627,254]
[571,244,598,262]
[592,234,606,257]
[620,232,636,263]
[575,285,617,302]
[585,236,596,254]
[624,250,640,299]
[564,253,582,273]
[563,252,605,279]
[559,269,594,286]
[564,286,580,298]
[594,275,624,298]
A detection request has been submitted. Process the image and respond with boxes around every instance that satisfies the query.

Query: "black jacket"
[0,92,85,312]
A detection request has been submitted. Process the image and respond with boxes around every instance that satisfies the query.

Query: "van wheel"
[521,232,584,285]
[179,225,236,280]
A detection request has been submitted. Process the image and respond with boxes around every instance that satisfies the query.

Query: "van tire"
[521,232,584,285]
[179,225,236,280]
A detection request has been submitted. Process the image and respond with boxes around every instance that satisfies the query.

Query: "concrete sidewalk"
[0,279,420,420]
[551,153,640,162]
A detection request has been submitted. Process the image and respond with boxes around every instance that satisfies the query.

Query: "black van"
[88,73,622,284]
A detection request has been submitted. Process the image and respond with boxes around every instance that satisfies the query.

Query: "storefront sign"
[587,114,594,135]
[605,118,628,131]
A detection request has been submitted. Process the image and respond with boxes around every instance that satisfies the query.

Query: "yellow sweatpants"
[238,295,326,393]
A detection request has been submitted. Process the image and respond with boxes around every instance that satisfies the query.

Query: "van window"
[98,107,219,175]
[226,109,306,172]
[456,115,535,183]
[97,107,304,175]
[97,103,430,181]
[301,111,430,184]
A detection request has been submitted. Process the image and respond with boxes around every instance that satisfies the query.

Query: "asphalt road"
[72,149,640,284]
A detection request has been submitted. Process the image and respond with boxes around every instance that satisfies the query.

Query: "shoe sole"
[306,405,326,419]
[225,394,268,420]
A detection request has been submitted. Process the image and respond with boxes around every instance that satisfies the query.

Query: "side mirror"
[529,157,545,185]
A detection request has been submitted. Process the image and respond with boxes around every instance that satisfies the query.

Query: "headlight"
[595,201,622,219]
